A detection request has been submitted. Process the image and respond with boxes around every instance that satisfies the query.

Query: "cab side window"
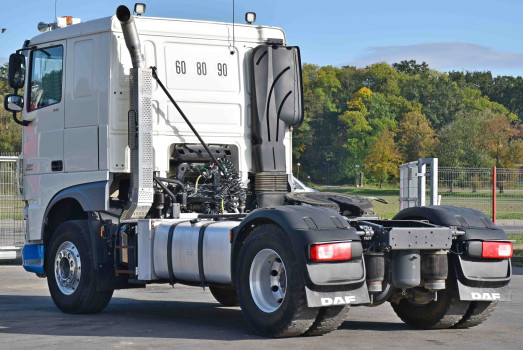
[28,46,63,111]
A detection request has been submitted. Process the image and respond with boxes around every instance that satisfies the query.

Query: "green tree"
[437,110,493,167]
[364,129,402,188]
[0,63,23,154]
[449,71,523,122]
[361,62,400,96]
[293,60,523,186]
[480,114,521,167]
[338,87,397,184]
[393,60,429,75]
[397,111,438,161]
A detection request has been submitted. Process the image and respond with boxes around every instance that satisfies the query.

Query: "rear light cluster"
[310,242,351,262]
[482,242,513,259]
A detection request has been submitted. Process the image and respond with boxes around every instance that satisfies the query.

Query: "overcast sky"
[1,0,522,76]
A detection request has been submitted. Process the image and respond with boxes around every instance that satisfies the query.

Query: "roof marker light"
[245,12,256,25]
[134,3,146,16]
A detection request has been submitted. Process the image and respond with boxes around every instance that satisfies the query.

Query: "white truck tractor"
[3,4,513,337]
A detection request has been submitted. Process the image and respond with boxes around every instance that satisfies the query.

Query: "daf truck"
[3,5,512,337]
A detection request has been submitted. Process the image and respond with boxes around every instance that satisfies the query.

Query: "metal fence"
[0,155,24,252]
[496,168,523,228]
[438,166,523,231]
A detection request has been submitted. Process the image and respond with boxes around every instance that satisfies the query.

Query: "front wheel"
[236,224,318,337]
[46,220,113,314]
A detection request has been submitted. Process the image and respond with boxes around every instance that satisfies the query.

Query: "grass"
[497,213,523,220]
[314,185,399,218]
[508,234,523,245]
[440,191,523,199]
[312,184,523,220]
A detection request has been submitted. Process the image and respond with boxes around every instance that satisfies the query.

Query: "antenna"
[230,0,235,55]
[55,0,57,20]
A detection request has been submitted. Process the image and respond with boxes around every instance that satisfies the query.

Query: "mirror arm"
[11,88,29,127]
[12,111,29,126]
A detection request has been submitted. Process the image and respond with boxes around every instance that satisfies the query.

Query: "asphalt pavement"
[0,265,522,349]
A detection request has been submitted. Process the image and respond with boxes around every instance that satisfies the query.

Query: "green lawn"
[314,186,399,218]
[313,185,523,220]
[508,234,523,244]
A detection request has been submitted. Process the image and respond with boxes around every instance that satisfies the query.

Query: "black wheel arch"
[41,182,125,290]
[42,181,110,248]
[393,205,508,241]
[230,205,362,289]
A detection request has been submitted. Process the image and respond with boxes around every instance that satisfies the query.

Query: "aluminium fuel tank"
[152,220,239,284]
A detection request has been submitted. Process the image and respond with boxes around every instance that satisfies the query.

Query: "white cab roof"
[29,15,286,46]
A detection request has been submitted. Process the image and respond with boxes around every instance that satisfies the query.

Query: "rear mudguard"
[394,205,511,301]
[232,205,370,306]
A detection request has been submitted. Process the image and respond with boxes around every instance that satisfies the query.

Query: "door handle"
[51,160,63,172]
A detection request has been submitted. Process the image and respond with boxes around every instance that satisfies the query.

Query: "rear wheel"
[453,301,497,328]
[209,286,239,306]
[303,305,349,336]
[391,214,500,329]
[236,224,318,337]
[391,281,470,329]
[46,220,113,314]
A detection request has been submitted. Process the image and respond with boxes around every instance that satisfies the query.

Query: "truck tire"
[303,305,349,336]
[46,220,113,314]
[209,286,240,306]
[453,301,497,328]
[236,224,319,337]
[390,280,470,329]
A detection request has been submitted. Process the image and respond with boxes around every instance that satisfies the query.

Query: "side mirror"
[4,94,24,113]
[8,53,26,89]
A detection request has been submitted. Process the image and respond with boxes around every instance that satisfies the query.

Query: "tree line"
[293,60,523,187]
[1,61,522,186]
[0,64,22,154]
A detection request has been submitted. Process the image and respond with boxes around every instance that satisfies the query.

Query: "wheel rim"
[54,241,81,295]
[249,248,287,313]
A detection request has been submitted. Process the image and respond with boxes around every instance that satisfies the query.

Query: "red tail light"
[310,242,351,262]
[482,242,513,259]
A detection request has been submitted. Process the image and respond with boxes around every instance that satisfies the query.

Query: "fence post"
[492,166,496,224]
[417,159,426,207]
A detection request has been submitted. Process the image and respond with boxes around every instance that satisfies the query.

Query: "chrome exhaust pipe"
[116,5,145,68]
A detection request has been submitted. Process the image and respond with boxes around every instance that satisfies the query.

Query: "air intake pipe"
[116,5,145,69]
[250,44,304,207]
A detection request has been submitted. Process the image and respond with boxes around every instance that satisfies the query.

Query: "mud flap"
[457,279,511,301]
[305,283,370,307]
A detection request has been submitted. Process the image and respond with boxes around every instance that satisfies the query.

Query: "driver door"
[22,41,66,175]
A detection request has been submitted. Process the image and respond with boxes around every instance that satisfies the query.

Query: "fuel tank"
[152,220,238,284]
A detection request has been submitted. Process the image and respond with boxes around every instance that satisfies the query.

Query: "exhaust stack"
[117,5,153,220]
[116,5,145,69]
